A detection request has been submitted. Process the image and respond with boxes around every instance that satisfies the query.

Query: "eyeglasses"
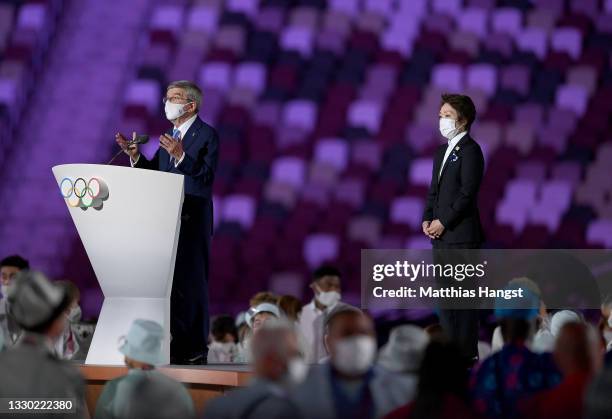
[162,96,193,104]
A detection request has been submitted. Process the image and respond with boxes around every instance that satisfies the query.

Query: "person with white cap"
[298,265,344,364]
[377,324,430,404]
[94,319,194,419]
[236,302,281,363]
[203,319,307,419]
[292,304,406,419]
[532,310,583,353]
[0,254,30,348]
[0,270,89,419]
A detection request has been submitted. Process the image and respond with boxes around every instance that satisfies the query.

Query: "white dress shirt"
[438,130,468,179]
[297,300,332,363]
[131,114,197,167]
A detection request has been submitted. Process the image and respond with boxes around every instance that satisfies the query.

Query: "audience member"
[292,304,406,419]
[471,284,561,419]
[521,322,602,419]
[298,265,343,363]
[203,319,306,419]
[236,302,281,363]
[532,310,583,353]
[0,255,29,348]
[0,270,88,418]
[54,280,93,361]
[94,319,194,419]
[377,325,429,404]
[384,340,479,419]
[208,314,239,363]
[584,364,612,419]
[278,295,303,323]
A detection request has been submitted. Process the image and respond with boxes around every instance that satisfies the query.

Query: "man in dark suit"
[421,93,484,364]
[116,80,219,364]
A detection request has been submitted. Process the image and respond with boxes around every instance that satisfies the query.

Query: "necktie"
[171,128,181,163]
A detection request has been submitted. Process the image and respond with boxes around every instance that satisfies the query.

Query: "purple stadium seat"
[290,7,319,29]
[466,64,497,96]
[432,64,463,92]
[450,31,480,57]
[280,26,314,57]
[505,122,535,154]
[187,6,219,33]
[347,100,383,134]
[390,197,424,230]
[551,162,582,186]
[124,80,160,115]
[322,10,352,37]
[271,157,307,189]
[150,6,184,33]
[315,138,349,172]
[492,8,522,37]
[364,0,394,15]
[515,103,544,130]
[308,161,339,190]
[348,216,382,246]
[226,0,258,17]
[516,28,548,59]
[556,84,589,117]
[264,181,298,209]
[432,0,462,17]
[570,0,599,19]
[527,9,557,33]
[528,181,572,232]
[484,33,513,57]
[283,100,317,132]
[329,0,359,17]
[317,29,347,54]
[397,0,427,16]
[268,272,304,299]
[303,233,339,269]
[255,7,285,33]
[221,195,256,229]
[356,11,386,34]
[234,62,266,93]
[199,62,232,93]
[551,27,582,59]
[16,4,46,31]
[458,8,488,37]
[586,220,612,248]
[405,235,431,249]
[409,158,434,187]
[214,25,245,55]
[516,161,546,182]
[334,178,366,208]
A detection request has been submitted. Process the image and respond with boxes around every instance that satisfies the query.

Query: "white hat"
[550,310,582,337]
[378,325,429,373]
[247,303,280,328]
[9,271,69,331]
[119,319,164,365]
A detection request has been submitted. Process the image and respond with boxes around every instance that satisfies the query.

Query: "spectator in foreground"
[377,324,430,404]
[94,319,194,419]
[298,265,343,363]
[471,284,561,419]
[584,363,612,419]
[521,322,602,419]
[203,319,307,419]
[0,255,30,348]
[384,340,479,419]
[55,280,93,361]
[292,304,406,419]
[0,270,88,418]
[207,314,239,363]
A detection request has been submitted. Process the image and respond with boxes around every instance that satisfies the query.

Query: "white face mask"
[439,117,460,140]
[315,287,341,308]
[287,356,309,385]
[0,283,13,298]
[604,329,612,345]
[164,100,188,121]
[332,335,377,376]
[67,305,82,323]
[210,341,236,362]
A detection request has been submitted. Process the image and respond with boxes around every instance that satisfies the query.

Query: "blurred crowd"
[3,255,612,419]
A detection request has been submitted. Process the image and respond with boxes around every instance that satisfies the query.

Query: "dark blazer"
[134,116,219,199]
[422,133,485,244]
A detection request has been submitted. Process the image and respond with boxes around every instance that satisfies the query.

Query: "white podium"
[52,164,184,365]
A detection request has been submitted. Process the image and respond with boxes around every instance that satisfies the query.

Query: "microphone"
[107,134,150,165]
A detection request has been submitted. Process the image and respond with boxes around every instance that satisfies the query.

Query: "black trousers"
[432,240,481,362]
[170,195,212,362]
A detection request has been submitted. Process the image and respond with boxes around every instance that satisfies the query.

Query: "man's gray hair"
[167,80,202,111]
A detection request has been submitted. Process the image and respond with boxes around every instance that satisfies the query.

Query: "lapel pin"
[455,146,460,151]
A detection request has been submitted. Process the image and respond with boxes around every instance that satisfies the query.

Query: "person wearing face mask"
[292,304,407,419]
[0,270,89,419]
[115,80,219,365]
[203,319,307,419]
[421,93,484,365]
[208,314,239,363]
[54,280,94,361]
[0,255,29,348]
[298,265,343,363]
[95,319,195,419]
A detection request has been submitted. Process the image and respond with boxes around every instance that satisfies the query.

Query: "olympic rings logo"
[60,177,109,210]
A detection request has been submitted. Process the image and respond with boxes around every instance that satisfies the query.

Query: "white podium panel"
[52,164,184,365]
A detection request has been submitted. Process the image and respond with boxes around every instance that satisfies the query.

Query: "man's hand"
[115,132,139,160]
[159,133,184,161]
[426,219,445,239]
[422,221,436,239]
